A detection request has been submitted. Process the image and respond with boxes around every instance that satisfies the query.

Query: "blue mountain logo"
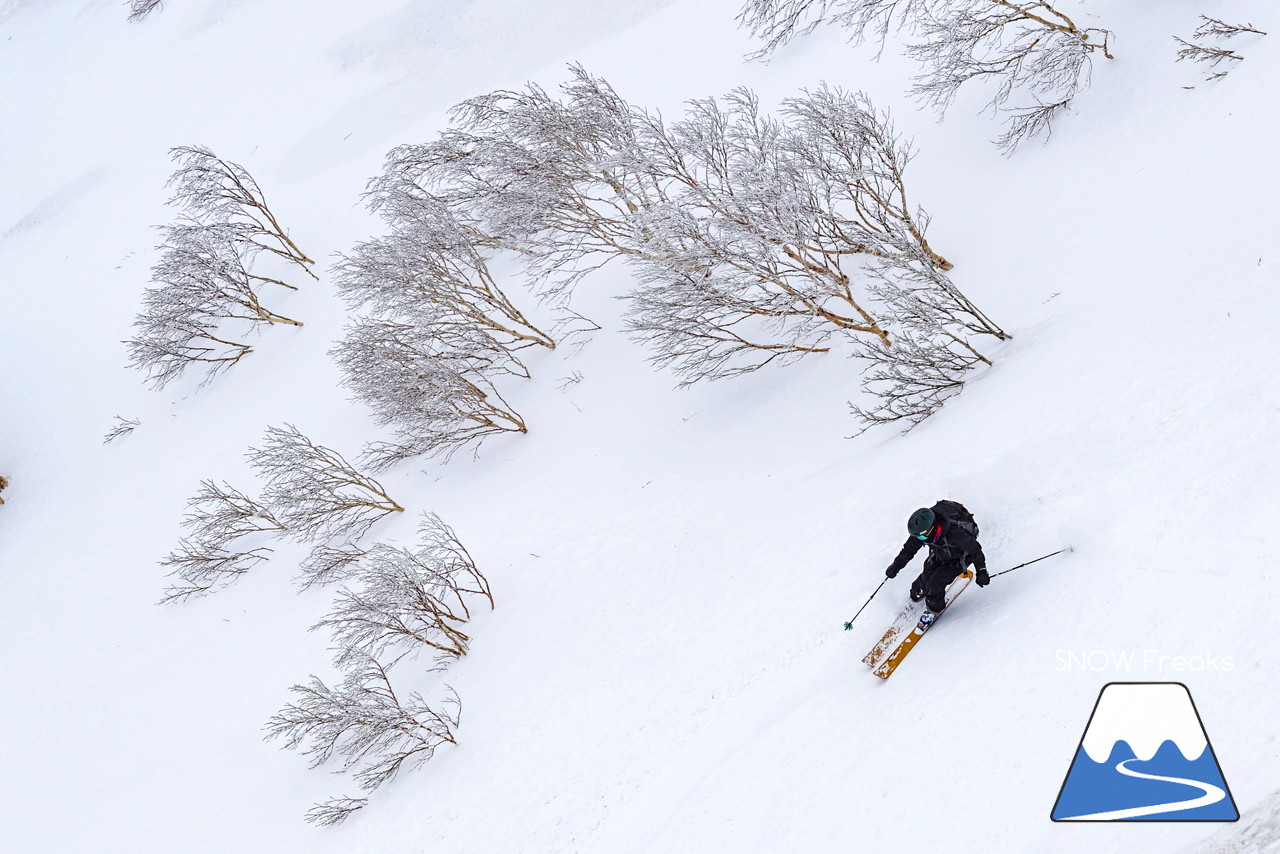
[1051,682,1238,822]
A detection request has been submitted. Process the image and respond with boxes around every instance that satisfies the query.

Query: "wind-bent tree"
[334,196,554,351]
[353,66,1004,437]
[166,146,316,277]
[128,148,311,390]
[620,84,999,384]
[332,313,528,471]
[314,513,493,666]
[409,69,999,382]
[265,657,461,826]
[249,424,403,542]
[738,0,1114,151]
[159,480,285,603]
[126,235,266,389]
[372,70,655,305]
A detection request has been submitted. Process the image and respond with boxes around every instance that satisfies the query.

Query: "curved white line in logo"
[1059,758,1226,821]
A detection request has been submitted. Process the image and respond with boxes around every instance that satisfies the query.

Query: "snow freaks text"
[1055,651,1234,672]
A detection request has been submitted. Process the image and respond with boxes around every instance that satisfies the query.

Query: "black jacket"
[888,505,986,576]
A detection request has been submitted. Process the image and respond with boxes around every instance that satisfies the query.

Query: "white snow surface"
[1080,683,1208,763]
[1,1,1278,852]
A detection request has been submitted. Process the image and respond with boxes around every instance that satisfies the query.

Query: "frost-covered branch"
[336,194,554,351]
[103,416,140,445]
[739,0,1113,151]
[126,0,163,21]
[305,797,368,827]
[158,479,284,604]
[1193,16,1266,41]
[265,657,460,795]
[1175,17,1265,82]
[314,513,492,666]
[297,543,368,591]
[159,542,273,604]
[249,424,403,542]
[618,82,1004,383]
[127,209,305,391]
[332,314,528,471]
[166,146,315,277]
[374,70,656,305]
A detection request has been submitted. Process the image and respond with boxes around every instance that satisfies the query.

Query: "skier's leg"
[909,572,926,602]
[923,564,964,613]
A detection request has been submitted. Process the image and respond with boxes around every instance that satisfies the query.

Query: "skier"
[885,501,988,614]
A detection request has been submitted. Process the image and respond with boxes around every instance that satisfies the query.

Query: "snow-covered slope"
[1,1,1277,852]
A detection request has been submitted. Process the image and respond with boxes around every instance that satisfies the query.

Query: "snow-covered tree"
[249,424,403,542]
[331,313,528,471]
[166,146,315,277]
[314,513,493,666]
[265,657,460,824]
[335,195,555,351]
[0,474,7,506]
[620,84,996,384]
[158,480,285,603]
[128,153,309,391]
[372,69,653,305]
[738,0,1113,152]
[126,230,295,390]
[361,67,1003,433]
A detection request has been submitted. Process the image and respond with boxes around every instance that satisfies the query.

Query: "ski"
[862,599,925,667]
[872,570,973,680]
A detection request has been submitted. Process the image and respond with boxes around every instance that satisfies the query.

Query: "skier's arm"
[967,536,987,571]
[967,536,991,586]
[886,538,923,578]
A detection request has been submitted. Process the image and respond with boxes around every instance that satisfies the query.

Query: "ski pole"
[990,546,1074,580]
[843,578,887,630]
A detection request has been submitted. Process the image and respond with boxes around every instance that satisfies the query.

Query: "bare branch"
[265,657,460,794]
[103,415,140,445]
[305,797,368,827]
[740,0,1114,149]
[297,543,368,591]
[1193,16,1266,40]
[332,314,528,471]
[314,513,493,666]
[166,146,315,276]
[249,424,403,543]
[126,0,163,22]
[157,479,284,604]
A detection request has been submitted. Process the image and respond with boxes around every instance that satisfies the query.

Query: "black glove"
[885,565,900,579]
[909,578,925,602]
[975,567,990,587]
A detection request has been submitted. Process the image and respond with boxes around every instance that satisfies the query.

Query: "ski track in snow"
[1059,758,1226,821]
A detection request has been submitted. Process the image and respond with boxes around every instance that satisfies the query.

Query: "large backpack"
[933,499,979,538]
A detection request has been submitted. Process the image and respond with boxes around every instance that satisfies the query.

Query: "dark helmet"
[908,507,936,539]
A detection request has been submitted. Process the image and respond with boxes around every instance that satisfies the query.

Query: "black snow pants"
[913,557,967,613]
